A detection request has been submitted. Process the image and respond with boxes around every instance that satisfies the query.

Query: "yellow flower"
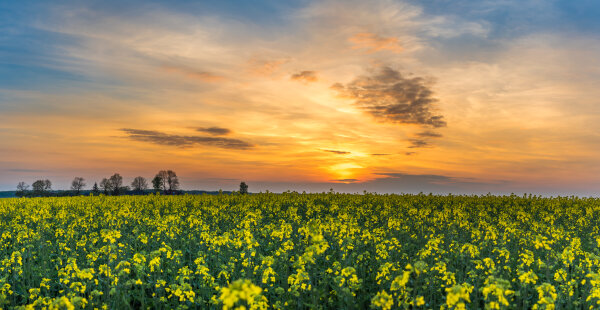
[370,290,393,310]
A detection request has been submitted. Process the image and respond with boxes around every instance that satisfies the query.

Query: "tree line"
[15,170,181,197]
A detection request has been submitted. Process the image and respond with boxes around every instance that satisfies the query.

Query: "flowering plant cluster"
[1,193,600,309]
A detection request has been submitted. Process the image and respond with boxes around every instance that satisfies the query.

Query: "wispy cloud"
[5,168,47,173]
[196,126,231,136]
[246,57,290,76]
[416,131,442,138]
[408,139,429,148]
[291,70,318,82]
[332,66,446,128]
[321,149,351,155]
[121,128,253,149]
[348,32,403,54]
[332,178,360,183]
[161,65,224,82]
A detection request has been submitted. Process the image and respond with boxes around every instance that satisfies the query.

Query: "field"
[1,193,600,309]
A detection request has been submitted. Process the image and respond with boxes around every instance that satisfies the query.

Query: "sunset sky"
[1,0,600,195]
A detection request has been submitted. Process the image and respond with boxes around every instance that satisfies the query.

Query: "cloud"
[121,128,253,149]
[408,139,428,148]
[348,32,403,54]
[332,178,360,183]
[332,66,446,127]
[160,65,225,82]
[290,70,318,83]
[321,149,351,155]
[248,172,513,195]
[5,168,47,173]
[405,152,416,156]
[371,153,391,156]
[196,126,231,136]
[416,131,442,138]
[247,57,290,76]
[375,172,452,180]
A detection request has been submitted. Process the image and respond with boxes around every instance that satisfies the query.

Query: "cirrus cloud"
[161,65,225,83]
[348,32,404,54]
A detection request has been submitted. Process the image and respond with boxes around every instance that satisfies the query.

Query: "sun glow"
[328,162,364,181]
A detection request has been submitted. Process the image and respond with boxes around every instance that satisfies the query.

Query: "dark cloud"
[371,153,391,156]
[121,128,253,149]
[291,70,318,82]
[332,179,360,183]
[196,126,231,136]
[405,152,416,156]
[408,139,429,148]
[332,66,446,127]
[321,149,351,155]
[416,131,442,138]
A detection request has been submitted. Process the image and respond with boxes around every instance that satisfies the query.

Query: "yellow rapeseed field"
[1,193,600,309]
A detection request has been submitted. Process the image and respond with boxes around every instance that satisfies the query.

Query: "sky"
[1,0,600,195]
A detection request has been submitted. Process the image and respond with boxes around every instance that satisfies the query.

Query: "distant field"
[1,193,600,309]
[0,192,16,198]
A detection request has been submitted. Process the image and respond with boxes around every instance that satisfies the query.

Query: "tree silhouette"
[91,182,100,195]
[108,173,123,195]
[131,176,148,193]
[44,179,52,191]
[157,171,169,192]
[16,182,29,197]
[239,182,248,194]
[32,179,51,196]
[100,178,110,195]
[166,170,179,193]
[71,177,86,195]
[32,180,44,192]
[153,170,179,194]
[152,175,163,192]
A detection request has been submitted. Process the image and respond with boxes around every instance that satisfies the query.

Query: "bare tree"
[17,182,29,192]
[131,176,148,193]
[158,170,169,192]
[71,177,86,194]
[108,173,123,195]
[43,179,52,191]
[16,182,29,197]
[166,170,179,193]
[100,178,110,195]
[153,170,179,194]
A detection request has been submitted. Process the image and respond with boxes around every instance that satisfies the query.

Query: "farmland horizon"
[1,171,598,197]
[2,0,600,196]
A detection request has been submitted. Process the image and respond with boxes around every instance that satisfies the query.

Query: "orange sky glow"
[1,0,600,194]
